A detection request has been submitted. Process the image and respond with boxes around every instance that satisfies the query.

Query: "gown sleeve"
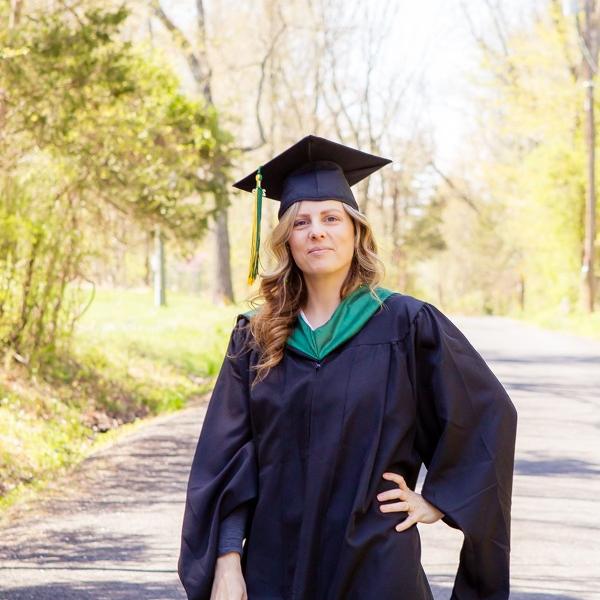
[411,302,518,600]
[177,315,258,600]
[217,501,250,556]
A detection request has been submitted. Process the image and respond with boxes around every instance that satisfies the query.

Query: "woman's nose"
[309,224,326,238]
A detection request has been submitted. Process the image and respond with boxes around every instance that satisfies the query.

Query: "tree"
[452,0,594,313]
[0,3,231,361]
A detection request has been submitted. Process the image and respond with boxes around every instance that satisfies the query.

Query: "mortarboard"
[232,134,392,285]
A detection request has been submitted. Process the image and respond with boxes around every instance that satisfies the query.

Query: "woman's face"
[287,199,355,278]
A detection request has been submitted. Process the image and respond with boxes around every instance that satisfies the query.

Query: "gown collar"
[242,284,395,361]
[286,284,394,361]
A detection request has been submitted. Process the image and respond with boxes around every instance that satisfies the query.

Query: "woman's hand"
[378,472,445,532]
[210,552,248,600]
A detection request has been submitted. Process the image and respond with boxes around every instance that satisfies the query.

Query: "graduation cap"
[232,134,392,285]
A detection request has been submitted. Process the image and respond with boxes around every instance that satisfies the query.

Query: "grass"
[514,304,600,341]
[0,288,246,512]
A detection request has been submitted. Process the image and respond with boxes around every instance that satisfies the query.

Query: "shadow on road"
[428,582,586,600]
[0,580,186,600]
[0,409,203,598]
[515,456,600,477]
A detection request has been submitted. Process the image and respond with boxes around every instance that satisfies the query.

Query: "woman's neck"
[301,275,347,328]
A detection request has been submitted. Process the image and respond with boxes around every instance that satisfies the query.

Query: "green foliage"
[0,4,233,361]
[511,140,585,311]
[0,171,85,360]
[0,5,231,235]
[451,6,596,314]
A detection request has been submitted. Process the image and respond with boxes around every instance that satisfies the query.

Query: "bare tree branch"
[429,160,481,216]
[252,21,287,149]
[194,0,213,102]
[151,1,207,88]
[549,0,580,82]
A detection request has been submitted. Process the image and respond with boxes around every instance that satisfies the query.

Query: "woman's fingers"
[380,471,442,532]
[379,500,411,513]
[395,513,418,532]
[377,488,407,502]
[382,472,409,490]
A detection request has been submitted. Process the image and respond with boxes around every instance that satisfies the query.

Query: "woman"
[178,135,518,600]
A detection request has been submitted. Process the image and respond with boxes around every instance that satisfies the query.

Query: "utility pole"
[563,0,598,312]
[581,0,597,312]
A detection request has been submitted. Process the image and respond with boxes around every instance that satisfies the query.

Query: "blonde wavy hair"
[243,200,386,387]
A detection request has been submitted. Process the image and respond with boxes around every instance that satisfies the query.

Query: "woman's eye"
[294,216,338,226]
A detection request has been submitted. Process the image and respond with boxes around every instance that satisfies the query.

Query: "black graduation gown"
[177,293,518,600]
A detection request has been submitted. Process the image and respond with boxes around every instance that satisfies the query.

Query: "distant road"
[0,314,599,599]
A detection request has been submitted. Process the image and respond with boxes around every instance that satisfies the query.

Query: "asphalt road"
[0,314,599,599]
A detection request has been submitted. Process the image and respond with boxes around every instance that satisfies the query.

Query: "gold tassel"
[247,168,264,285]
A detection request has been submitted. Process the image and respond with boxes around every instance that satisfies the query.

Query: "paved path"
[0,404,200,599]
[0,315,599,599]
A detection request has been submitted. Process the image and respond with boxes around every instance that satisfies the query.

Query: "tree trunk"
[212,206,234,305]
[153,0,235,303]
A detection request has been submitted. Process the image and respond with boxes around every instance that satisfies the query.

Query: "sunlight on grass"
[75,289,242,375]
[519,305,600,341]
[0,288,248,511]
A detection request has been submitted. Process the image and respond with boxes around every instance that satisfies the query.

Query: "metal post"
[153,226,166,307]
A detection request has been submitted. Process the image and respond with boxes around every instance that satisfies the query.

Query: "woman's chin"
[303,264,343,276]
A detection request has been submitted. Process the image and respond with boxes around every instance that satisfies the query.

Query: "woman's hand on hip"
[378,471,444,532]
[211,552,248,600]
